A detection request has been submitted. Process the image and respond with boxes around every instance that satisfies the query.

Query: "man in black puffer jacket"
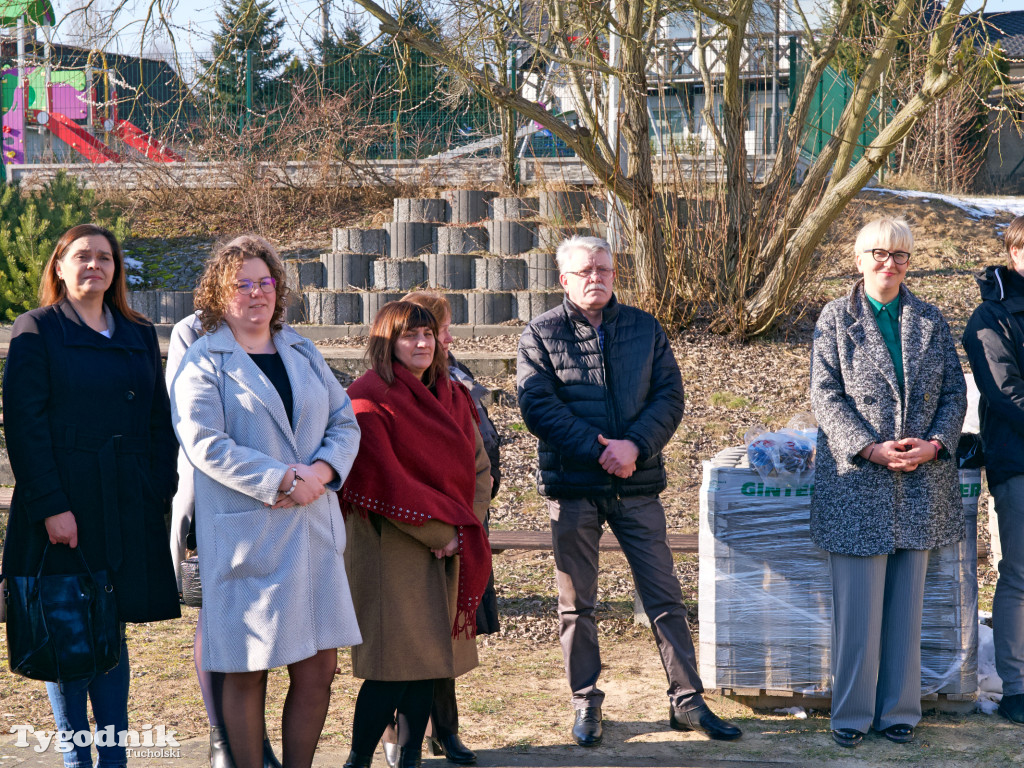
[963,215,1024,726]
[517,235,740,747]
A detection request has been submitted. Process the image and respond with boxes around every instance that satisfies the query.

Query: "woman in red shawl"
[341,301,492,768]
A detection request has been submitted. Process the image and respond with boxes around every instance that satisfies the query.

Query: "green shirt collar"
[866,293,900,318]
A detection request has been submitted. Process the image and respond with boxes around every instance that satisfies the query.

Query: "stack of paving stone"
[128,290,195,324]
[125,188,613,326]
[698,446,980,698]
[308,188,583,325]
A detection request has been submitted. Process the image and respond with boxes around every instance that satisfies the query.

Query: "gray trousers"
[992,476,1024,696]
[548,495,704,710]
[828,549,929,732]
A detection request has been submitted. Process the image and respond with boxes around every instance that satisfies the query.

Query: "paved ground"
[0,735,824,768]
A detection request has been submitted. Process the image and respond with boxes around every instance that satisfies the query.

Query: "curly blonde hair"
[194,235,290,334]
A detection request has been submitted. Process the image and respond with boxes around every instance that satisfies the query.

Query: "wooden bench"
[489,529,696,554]
[0,490,697,556]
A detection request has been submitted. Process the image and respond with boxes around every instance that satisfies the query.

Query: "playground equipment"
[1,0,182,176]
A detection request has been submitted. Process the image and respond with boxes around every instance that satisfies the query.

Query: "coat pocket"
[213,508,289,582]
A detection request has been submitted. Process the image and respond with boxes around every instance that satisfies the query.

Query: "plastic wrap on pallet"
[699,446,979,697]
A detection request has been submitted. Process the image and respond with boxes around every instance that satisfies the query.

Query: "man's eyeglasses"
[235,277,277,295]
[565,267,614,280]
[865,249,911,265]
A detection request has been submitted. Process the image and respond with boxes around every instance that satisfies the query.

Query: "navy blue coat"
[516,295,684,499]
[1,300,181,623]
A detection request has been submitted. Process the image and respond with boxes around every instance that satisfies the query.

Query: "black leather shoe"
[1000,693,1024,725]
[429,732,477,764]
[209,726,236,768]
[669,705,742,741]
[262,732,282,768]
[881,724,914,743]
[571,707,603,747]
[383,741,400,768]
[831,728,864,748]
[397,747,422,768]
[342,750,373,768]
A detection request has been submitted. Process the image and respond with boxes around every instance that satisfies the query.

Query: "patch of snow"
[864,188,1024,220]
[773,706,807,719]
[123,256,144,269]
[978,693,1000,715]
[127,274,143,285]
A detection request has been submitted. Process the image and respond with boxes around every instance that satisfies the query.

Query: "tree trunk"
[618,22,666,298]
[500,105,518,190]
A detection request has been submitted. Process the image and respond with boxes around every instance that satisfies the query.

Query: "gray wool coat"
[809,281,967,556]
[171,323,363,672]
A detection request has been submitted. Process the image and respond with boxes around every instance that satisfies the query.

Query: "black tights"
[351,679,434,755]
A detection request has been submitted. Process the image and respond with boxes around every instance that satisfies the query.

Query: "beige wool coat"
[345,426,491,681]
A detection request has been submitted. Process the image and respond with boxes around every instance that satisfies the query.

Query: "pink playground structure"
[1,0,182,175]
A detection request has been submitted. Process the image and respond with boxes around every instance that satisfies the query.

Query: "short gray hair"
[854,217,913,256]
[555,235,613,274]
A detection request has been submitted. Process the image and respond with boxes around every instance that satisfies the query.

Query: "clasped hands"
[598,434,639,479]
[860,437,938,472]
[270,460,336,508]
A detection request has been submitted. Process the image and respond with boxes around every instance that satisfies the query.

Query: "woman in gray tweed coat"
[809,218,966,748]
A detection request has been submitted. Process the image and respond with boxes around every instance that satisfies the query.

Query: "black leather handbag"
[4,544,121,682]
[180,556,202,608]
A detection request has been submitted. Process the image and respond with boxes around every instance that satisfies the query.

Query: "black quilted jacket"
[516,295,684,499]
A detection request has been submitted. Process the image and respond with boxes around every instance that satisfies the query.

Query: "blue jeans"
[45,636,130,768]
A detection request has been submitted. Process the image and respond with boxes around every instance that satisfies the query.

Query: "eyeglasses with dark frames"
[565,267,615,280]
[865,248,911,265]
[235,277,277,295]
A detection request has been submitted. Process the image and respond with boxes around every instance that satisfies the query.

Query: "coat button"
[923,393,931,402]
[125,391,135,401]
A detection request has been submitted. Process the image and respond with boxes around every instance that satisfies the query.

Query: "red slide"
[47,112,122,163]
[113,120,184,162]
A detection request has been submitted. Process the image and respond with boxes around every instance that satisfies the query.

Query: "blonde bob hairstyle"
[366,301,448,388]
[193,235,290,334]
[854,218,914,259]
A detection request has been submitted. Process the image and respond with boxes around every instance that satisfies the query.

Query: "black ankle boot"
[209,726,236,768]
[342,750,373,768]
[397,746,422,768]
[262,732,282,768]
[429,732,477,765]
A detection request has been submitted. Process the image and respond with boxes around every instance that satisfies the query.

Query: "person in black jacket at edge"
[963,215,1024,726]
[516,235,741,747]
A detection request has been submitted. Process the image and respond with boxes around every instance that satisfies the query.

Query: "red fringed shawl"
[341,364,490,638]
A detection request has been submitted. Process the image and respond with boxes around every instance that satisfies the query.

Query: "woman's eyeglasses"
[235,277,277,295]
[866,249,911,265]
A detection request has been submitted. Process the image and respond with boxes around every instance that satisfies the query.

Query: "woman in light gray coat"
[810,218,966,749]
[171,236,362,768]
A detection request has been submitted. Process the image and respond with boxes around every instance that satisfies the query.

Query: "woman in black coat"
[2,223,180,768]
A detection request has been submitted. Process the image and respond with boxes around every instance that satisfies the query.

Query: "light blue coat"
[171,323,362,672]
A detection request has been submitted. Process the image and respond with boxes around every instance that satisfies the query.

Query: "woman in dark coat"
[810,217,967,748]
[2,223,181,768]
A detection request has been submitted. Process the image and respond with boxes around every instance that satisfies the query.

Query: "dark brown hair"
[401,290,451,326]
[366,301,448,387]
[193,235,290,334]
[39,224,146,324]
[1006,216,1024,270]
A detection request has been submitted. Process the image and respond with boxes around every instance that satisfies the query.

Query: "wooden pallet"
[711,687,977,714]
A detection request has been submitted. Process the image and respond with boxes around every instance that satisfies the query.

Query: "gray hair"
[555,235,613,274]
[854,217,913,256]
